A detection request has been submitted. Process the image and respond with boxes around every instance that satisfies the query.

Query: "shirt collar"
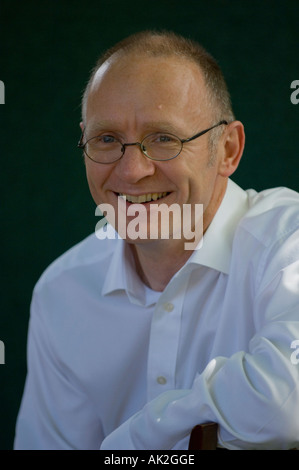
[102,235,148,305]
[188,178,249,274]
[102,178,249,302]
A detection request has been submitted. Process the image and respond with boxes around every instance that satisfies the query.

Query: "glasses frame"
[78,120,228,164]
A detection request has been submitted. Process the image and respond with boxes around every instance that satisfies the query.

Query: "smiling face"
[82,53,237,247]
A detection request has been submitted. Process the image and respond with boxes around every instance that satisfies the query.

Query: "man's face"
[82,53,227,245]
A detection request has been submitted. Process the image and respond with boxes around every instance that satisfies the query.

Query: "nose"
[114,141,156,183]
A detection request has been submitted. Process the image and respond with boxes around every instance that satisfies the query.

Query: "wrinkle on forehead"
[85,53,211,132]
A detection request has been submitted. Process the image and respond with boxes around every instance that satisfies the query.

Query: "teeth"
[119,192,167,203]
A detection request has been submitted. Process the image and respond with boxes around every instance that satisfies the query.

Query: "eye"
[86,134,121,153]
[147,133,178,145]
[98,135,118,144]
[158,134,173,143]
[89,134,120,147]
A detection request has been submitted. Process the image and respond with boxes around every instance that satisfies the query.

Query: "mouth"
[117,192,169,203]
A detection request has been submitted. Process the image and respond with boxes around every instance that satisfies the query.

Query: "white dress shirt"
[14,179,299,450]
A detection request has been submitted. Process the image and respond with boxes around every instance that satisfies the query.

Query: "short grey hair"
[81,30,235,150]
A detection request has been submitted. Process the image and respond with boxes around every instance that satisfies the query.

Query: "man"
[14,30,299,450]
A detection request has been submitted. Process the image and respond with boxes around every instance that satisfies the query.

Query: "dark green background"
[0,0,298,450]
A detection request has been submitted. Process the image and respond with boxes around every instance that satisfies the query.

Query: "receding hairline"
[81,30,235,123]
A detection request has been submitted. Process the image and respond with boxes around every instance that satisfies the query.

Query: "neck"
[130,238,194,291]
[129,178,228,291]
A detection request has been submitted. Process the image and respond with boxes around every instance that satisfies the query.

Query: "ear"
[218,121,245,177]
[79,121,84,132]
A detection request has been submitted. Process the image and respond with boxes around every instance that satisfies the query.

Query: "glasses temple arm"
[181,120,228,144]
[78,133,85,148]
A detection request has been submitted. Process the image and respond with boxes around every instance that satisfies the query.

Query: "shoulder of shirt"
[34,231,120,292]
[238,185,299,246]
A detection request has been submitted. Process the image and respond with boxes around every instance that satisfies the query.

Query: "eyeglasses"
[78,120,228,164]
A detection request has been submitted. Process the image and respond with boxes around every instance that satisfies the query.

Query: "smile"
[118,192,168,203]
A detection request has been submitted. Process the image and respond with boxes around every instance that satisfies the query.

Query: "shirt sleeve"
[14,292,104,450]
[101,230,299,450]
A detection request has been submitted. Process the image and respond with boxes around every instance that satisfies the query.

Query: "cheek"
[168,156,204,197]
[85,163,108,204]
[180,158,219,205]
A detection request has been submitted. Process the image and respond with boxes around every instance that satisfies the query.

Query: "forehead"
[85,53,210,128]
[90,53,206,99]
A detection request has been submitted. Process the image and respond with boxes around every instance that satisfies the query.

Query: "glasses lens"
[85,135,123,163]
[142,133,182,160]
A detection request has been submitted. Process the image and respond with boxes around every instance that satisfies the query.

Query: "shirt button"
[157,376,167,385]
[163,302,174,312]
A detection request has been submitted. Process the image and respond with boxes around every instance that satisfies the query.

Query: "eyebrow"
[85,120,186,137]
[145,121,186,135]
[84,120,116,135]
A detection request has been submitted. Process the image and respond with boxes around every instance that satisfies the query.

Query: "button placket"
[146,272,191,401]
